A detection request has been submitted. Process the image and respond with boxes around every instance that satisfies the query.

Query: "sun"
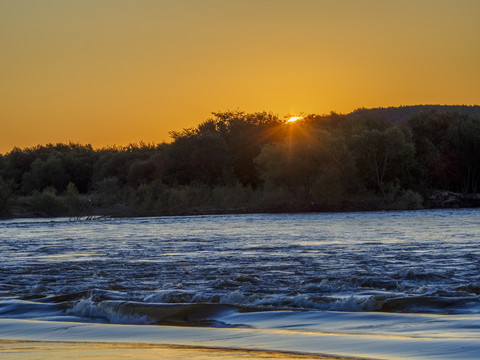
[286,116,303,123]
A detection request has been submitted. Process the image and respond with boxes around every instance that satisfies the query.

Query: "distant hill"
[347,105,480,124]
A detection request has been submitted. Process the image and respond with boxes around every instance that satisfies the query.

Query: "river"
[1,209,480,359]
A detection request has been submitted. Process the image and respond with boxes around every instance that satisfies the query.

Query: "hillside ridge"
[347,104,480,123]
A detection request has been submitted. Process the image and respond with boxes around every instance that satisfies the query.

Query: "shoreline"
[1,315,480,360]
[0,340,346,360]
[3,203,479,222]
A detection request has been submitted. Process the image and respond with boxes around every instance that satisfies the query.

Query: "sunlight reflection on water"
[1,209,480,314]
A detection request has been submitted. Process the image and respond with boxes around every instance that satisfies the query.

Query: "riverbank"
[3,190,479,220]
[0,341,339,360]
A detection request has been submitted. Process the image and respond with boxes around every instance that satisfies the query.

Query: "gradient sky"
[1,0,479,154]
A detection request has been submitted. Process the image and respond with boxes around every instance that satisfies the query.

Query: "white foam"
[69,298,151,325]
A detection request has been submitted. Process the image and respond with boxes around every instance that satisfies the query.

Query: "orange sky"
[1,0,479,154]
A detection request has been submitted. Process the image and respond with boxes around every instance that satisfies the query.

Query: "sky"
[1,0,479,154]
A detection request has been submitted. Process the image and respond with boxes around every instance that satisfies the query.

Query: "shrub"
[29,187,66,216]
[63,182,82,216]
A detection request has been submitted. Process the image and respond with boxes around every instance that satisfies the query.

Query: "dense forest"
[1,105,480,218]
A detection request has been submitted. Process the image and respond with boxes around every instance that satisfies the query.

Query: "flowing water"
[1,209,480,359]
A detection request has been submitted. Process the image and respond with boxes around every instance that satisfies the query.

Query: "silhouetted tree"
[0,178,14,217]
[164,132,231,185]
[350,127,414,195]
[445,115,480,193]
[408,110,471,191]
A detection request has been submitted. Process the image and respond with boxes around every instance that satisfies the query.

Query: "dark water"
[1,209,480,325]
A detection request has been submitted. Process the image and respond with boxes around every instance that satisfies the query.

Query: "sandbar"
[0,340,349,360]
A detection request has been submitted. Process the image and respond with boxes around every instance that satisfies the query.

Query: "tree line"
[1,107,479,218]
